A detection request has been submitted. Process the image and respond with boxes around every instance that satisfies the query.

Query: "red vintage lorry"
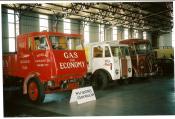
[3,31,87,103]
[119,39,158,78]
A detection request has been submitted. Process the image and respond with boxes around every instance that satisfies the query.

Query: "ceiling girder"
[2,2,173,31]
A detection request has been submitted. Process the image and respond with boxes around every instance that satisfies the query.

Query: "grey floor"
[4,75,175,116]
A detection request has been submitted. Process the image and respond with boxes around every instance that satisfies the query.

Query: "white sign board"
[70,86,96,104]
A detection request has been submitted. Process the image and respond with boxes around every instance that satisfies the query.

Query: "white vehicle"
[85,41,132,89]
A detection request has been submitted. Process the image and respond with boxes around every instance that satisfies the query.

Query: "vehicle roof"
[119,39,150,45]
[17,31,82,38]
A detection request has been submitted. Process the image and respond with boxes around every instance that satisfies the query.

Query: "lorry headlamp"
[48,80,55,87]
[140,65,144,69]
[128,68,131,72]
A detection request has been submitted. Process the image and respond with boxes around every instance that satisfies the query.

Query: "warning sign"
[70,86,96,104]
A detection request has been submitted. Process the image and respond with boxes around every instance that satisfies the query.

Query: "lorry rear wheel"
[27,78,45,103]
[92,71,108,90]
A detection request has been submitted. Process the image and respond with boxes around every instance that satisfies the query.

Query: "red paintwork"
[3,32,87,94]
[120,39,157,77]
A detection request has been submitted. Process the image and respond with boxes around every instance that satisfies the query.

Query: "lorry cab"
[3,31,87,103]
[84,41,132,89]
[119,39,158,78]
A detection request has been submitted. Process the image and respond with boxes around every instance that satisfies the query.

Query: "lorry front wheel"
[27,78,45,103]
[92,71,108,90]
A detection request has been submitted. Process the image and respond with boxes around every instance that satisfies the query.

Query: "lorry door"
[110,46,121,80]
[92,45,114,79]
[18,35,32,77]
[119,46,128,78]
[32,36,51,81]
[92,45,105,72]
[103,46,114,77]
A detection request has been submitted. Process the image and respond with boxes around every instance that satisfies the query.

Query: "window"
[135,43,152,54]
[34,36,48,50]
[112,27,117,41]
[64,19,71,34]
[28,37,34,51]
[134,30,139,38]
[111,46,120,57]
[120,46,130,56]
[39,14,48,31]
[143,31,147,40]
[84,23,89,44]
[128,46,136,56]
[93,46,103,58]
[105,46,111,57]
[49,36,81,50]
[99,24,104,42]
[49,36,67,50]
[124,28,128,39]
[8,9,19,52]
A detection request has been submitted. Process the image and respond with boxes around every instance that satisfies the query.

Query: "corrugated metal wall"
[158,32,172,48]
[2,7,8,53]
[138,30,143,39]
[20,12,39,34]
[105,28,112,41]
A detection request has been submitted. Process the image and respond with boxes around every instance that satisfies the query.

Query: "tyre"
[27,78,45,104]
[91,71,108,90]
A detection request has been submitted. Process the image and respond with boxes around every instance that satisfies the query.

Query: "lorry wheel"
[92,71,108,90]
[27,78,45,104]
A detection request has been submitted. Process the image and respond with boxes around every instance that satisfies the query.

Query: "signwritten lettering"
[70,86,96,104]
[64,52,78,59]
[59,52,85,70]
[59,61,85,69]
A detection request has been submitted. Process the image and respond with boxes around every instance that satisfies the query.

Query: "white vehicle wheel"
[92,71,108,90]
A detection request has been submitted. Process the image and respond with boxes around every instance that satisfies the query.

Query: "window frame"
[99,24,104,42]
[124,28,128,39]
[112,27,117,41]
[63,19,71,34]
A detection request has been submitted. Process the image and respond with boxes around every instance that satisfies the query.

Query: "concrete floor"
[4,75,175,117]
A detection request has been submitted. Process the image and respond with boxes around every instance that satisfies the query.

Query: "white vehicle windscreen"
[49,36,82,50]
[111,46,130,57]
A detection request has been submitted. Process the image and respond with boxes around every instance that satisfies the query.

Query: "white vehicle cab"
[84,41,132,89]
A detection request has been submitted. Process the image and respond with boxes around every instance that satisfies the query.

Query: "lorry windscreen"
[135,43,152,54]
[111,46,130,57]
[120,46,130,56]
[49,36,82,50]
[34,36,48,50]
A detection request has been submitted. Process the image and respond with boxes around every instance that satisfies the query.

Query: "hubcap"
[28,82,38,101]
